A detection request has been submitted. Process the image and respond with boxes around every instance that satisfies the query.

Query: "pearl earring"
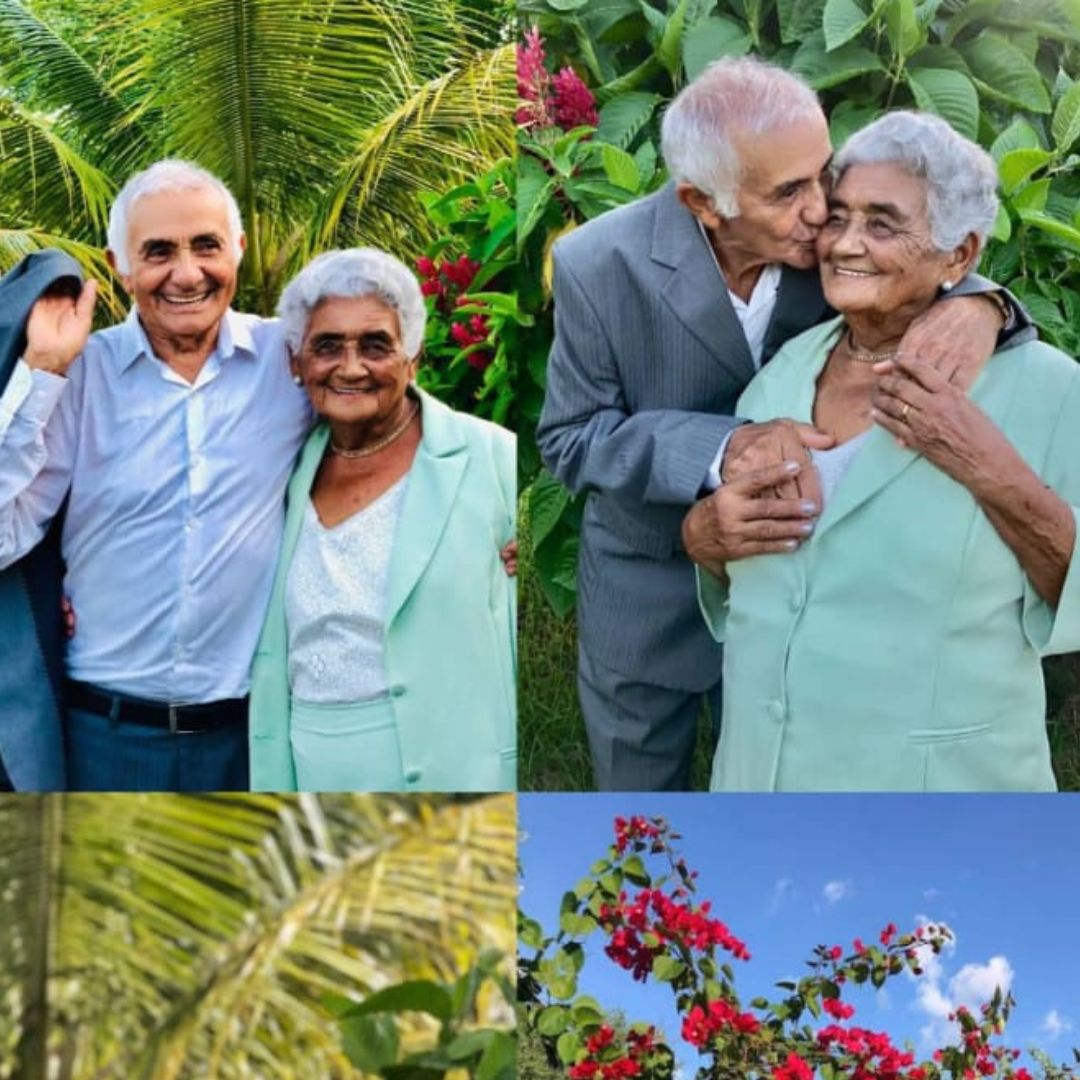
[941,280,954,292]
[292,374,302,385]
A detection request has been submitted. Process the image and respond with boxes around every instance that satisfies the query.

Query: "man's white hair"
[277,248,427,359]
[660,56,823,217]
[834,111,999,252]
[107,159,244,273]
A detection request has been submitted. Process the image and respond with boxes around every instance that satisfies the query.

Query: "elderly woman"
[699,111,1080,791]
[249,248,516,792]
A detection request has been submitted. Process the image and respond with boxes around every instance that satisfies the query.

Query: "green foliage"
[0,0,513,330]
[517,0,1080,610]
[0,794,516,1080]
[328,952,515,1080]
[415,158,519,426]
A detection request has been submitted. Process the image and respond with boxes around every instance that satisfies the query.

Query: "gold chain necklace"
[844,328,900,365]
[329,399,418,459]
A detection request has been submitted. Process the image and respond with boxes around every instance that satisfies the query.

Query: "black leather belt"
[65,681,248,734]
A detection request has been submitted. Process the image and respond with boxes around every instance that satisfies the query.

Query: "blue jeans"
[64,705,249,792]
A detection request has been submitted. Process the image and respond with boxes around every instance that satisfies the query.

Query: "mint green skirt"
[289,696,404,791]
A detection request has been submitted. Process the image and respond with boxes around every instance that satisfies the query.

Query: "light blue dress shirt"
[0,308,312,703]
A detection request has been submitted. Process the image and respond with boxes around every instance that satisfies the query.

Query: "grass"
[518,498,716,792]
[519,499,1080,792]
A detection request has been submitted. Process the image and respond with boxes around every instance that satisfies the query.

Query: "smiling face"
[817,162,976,329]
[292,294,417,430]
[115,186,242,346]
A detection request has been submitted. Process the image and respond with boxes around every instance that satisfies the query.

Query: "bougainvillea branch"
[519,817,1079,1080]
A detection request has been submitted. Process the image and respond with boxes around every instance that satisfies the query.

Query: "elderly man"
[536,57,1026,791]
[0,159,312,791]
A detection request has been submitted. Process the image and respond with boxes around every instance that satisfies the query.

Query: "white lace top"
[284,476,407,703]
[810,429,872,509]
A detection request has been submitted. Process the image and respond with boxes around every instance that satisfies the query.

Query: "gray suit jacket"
[0,250,82,790]
[536,183,1029,691]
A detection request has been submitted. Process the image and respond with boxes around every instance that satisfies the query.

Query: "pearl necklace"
[329,400,418,459]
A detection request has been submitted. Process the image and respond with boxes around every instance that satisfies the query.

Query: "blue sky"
[519,794,1080,1071]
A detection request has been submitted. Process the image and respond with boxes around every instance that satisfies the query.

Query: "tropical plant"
[516,0,1080,611]
[520,814,1079,1080]
[0,0,514,324]
[329,953,516,1080]
[0,792,516,1080]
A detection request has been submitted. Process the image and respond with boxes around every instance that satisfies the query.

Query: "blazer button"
[790,591,804,612]
[405,768,422,784]
[390,684,406,698]
[768,701,786,723]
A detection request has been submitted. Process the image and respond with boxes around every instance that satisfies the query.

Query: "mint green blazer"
[701,317,1080,792]
[249,388,517,791]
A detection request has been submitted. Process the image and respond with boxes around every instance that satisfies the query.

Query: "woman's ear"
[943,232,981,286]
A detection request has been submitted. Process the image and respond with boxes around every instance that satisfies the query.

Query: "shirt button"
[790,591,804,611]
[405,768,422,784]
[390,684,406,698]
[768,701,786,723]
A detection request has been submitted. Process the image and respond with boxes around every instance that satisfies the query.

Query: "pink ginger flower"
[550,65,599,129]
[516,27,550,129]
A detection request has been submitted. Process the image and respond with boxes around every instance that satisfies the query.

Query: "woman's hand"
[872,354,1076,606]
[898,292,1002,390]
[500,539,518,578]
[869,354,1009,489]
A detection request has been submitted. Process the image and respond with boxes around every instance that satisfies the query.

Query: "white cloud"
[822,879,852,905]
[1042,1010,1072,1041]
[910,931,1014,1051]
[767,877,794,916]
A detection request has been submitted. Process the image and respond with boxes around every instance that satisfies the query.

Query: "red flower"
[774,1052,814,1080]
[880,923,897,947]
[550,65,599,129]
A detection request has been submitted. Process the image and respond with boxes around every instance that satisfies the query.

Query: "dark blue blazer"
[0,249,83,790]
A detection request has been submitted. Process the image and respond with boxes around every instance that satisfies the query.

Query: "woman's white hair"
[834,111,999,252]
[660,56,822,217]
[107,159,244,274]
[277,248,427,358]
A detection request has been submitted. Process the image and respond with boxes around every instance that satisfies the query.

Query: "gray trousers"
[578,645,723,791]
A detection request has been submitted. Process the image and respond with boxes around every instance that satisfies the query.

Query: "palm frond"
[308,44,515,261]
[0,794,515,1080]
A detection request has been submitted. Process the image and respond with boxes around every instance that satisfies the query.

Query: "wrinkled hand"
[24,279,97,376]
[500,539,518,578]
[900,293,1002,390]
[870,355,1008,488]
[682,459,819,576]
[722,419,833,507]
[61,596,75,640]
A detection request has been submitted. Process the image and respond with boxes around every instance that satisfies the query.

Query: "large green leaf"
[791,32,885,89]
[596,92,661,149]
[823,0,873,49]
[828,100,880,147]
[960,33,1052,113]
[884,0,925,56]
[1052,80,1080,150]
[989,116,1045,161]
[683,15,753,79]
[998,147,1054,193]
[906,67,980,138]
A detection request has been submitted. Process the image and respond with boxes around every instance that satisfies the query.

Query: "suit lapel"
[650,186,756,386]
[384,389,468,626]
[762,266,831,364]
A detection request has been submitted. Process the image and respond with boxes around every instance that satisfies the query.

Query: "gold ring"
[901,402,911,421]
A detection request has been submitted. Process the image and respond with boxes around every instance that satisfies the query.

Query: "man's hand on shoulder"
[682,459,821,575]
[901,292,1002,390]
[24,279,97,377]
[721,418,833,507]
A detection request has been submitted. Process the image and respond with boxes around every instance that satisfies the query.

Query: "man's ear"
[105,249,133,294]
[944,232,981,284]
[676,183,725,232]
